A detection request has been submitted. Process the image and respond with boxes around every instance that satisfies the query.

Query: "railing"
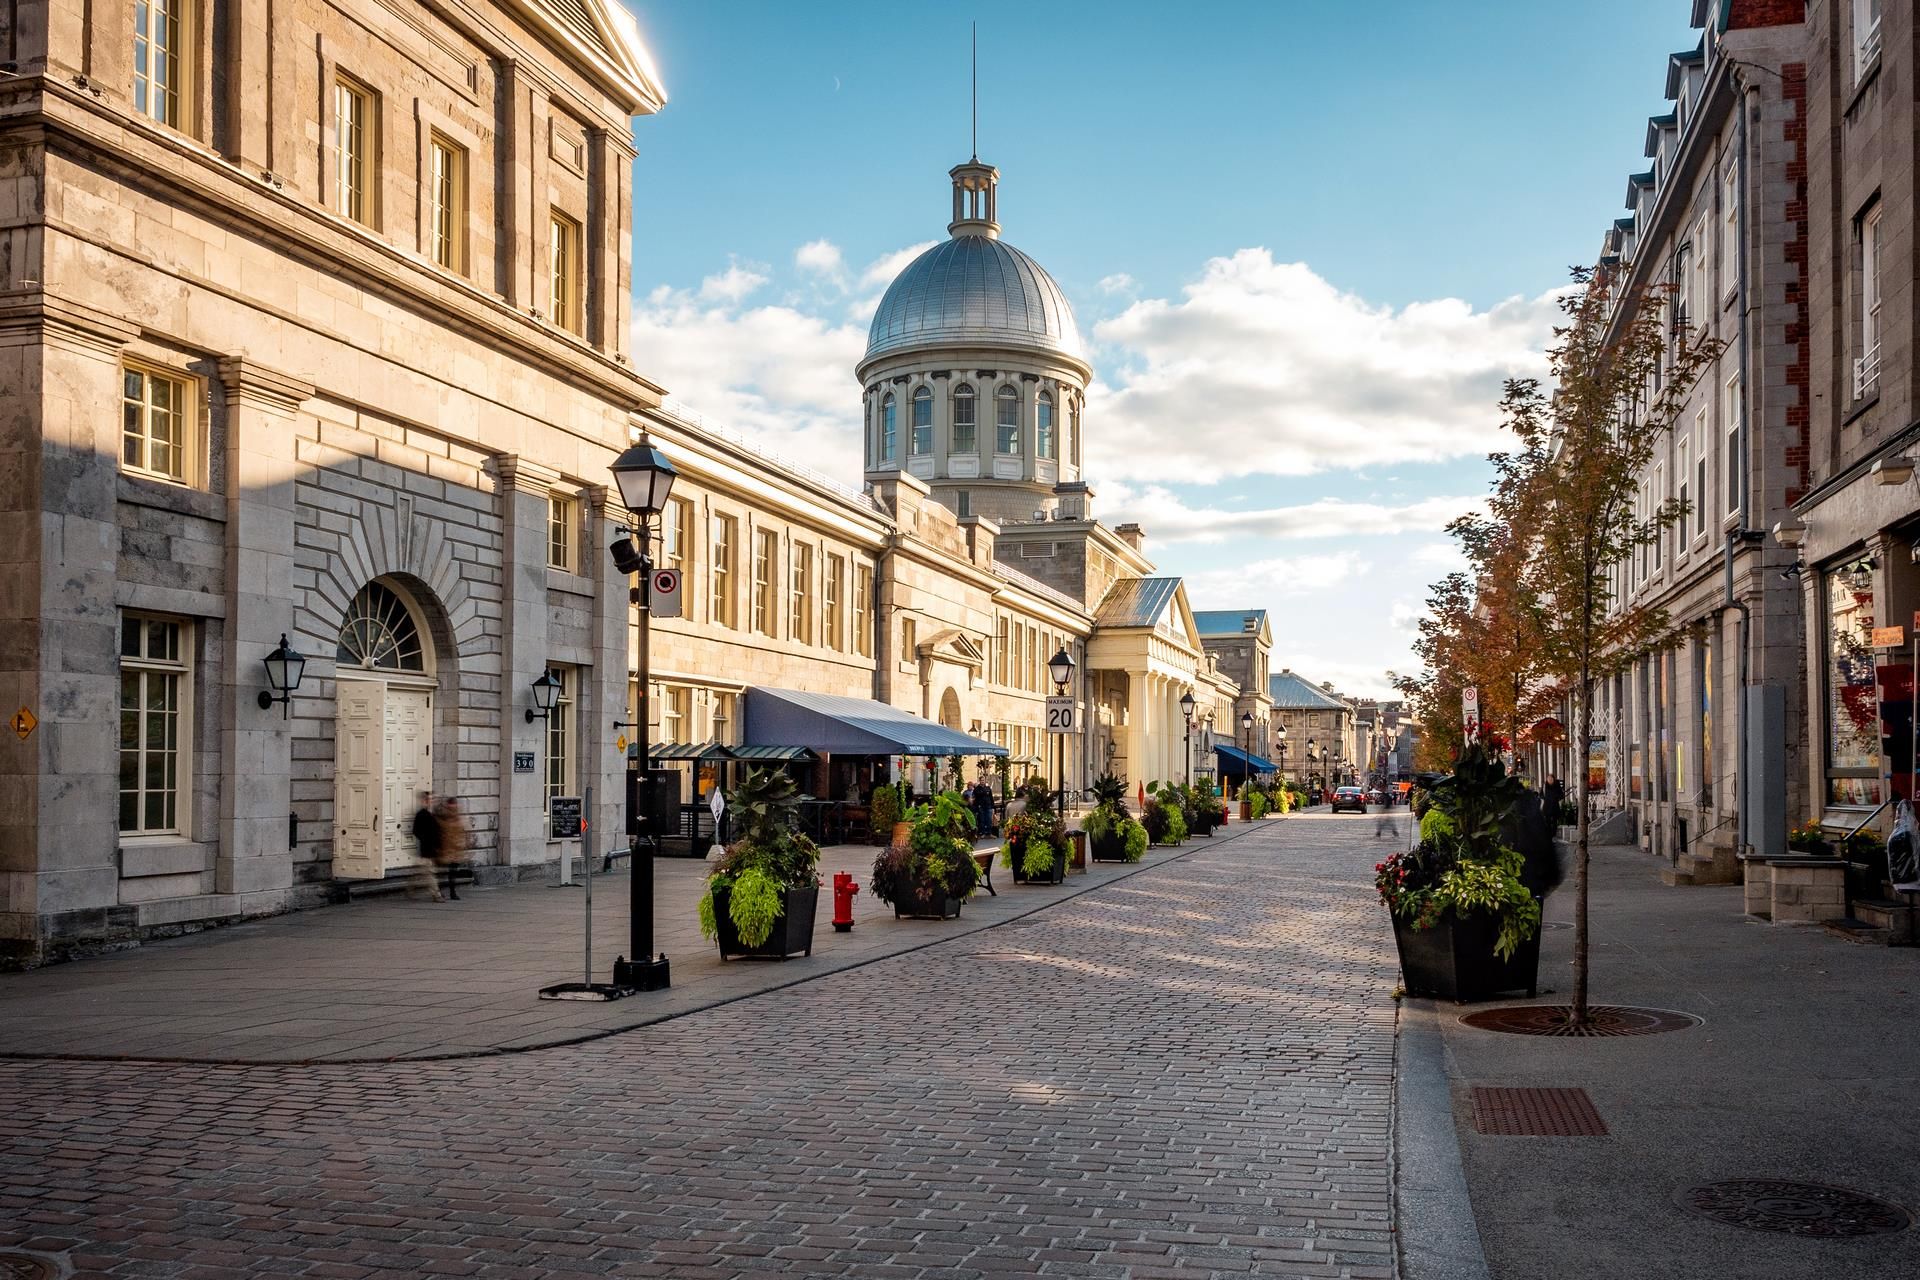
[1854,342,1881,399]
[1858,18,1883,76]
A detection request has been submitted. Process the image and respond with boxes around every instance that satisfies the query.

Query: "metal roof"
[1192,609,1268,638]
[1268,671,1352,711]
[1094,577,1182,629]
[864,235,1084,366]
[742,687,1006,758]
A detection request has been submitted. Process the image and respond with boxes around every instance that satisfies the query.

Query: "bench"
[972,846,996,896]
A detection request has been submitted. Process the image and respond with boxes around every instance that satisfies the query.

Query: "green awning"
[650,742,732,762]
[728,745,817,762]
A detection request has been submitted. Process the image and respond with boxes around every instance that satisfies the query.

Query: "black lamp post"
[1048,646,1075,824]
[256,634,307,718]
[609,437,677,993]
[1239,709,1254,793]
[1179,688,1197,785]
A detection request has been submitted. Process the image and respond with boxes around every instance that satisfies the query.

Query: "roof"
[1192,609,1268,638]
[864,234,1084,367]
[1268,671,1352,711]
[1094,577,1183,629]
[741,687,1006,758]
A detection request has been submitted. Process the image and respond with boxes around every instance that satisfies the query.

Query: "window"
[956,490,971,519]
[1724,374,1741,514]
[662,496,691,576]
[1652,464,1664,570]
[1854,0,1883,79]
[910,387,933,455]
[789,541,813,645]
[864,399,874,464]
[995,615,1009,686]
[427,135,465,272]
[337,582,426,671]
[550,213,582,335]
[824,553,844,650]
[901,617,917,668]
[333,78,372,224]
[1720,165,1738,300]
[547,494,575,571]
[1690,219,1710,333]
[1695,421,1709,540]
[713,690,737,745]
[656,683,686,746]
[1677,433,1691,556]
[752,529,777,636]
[995,386,1020,454]
[133,0,185,128]
[1856,203,1882,397]
[119,614,188,835]
[880,394,897,461]
[1825,561,1883,805]
[545,667,573,806]
[854,566,873,657]
[1037,391,1055,459]
[952,384,977,453]
[121,364,192,483]
[710,514,737,628]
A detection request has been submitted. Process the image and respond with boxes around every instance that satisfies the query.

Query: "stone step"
[1852,897,1919,944]
[1822,917,1894,946]
[1661,851,1740,887]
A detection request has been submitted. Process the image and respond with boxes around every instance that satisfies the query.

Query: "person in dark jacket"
[412,791,444,901]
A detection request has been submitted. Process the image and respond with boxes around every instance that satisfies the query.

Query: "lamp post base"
[613,953,671,991]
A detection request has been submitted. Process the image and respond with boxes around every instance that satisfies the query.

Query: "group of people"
[411,791,470,902]
[966,779,1001,839]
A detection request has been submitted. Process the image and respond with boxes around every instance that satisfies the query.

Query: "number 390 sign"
[1044,695,1076,734]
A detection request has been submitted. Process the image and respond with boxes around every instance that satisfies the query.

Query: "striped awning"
[728,745,817,762]
[650,741,731,762]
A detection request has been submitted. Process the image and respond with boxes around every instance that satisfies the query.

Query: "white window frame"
[662,496,691,577]
[547,493,576,572]
[427,133,466,273]
[789,540,813,646]
[545,665,574,807]
[909,387,933,456]
[752,529,777,638]
[1854,0,1883,80]
[1676,431,1692,558]
[1856,203,1882,398]
[119,613,191,837]
[122,361,198,485]
[995,386,1020,455]
[710,513,736,629]
[549,212,583,335]
[1724,374,1741,517]
[951,384,977,454]
[333,77,373,225]
[133,0,187,130]
[854,566,873,658]
[823,552,843,651]
[1720,165,1739,304]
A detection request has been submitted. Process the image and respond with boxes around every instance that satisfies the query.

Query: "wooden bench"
[972,846,996,896]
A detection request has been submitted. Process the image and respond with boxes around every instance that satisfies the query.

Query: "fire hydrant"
[831,872,860,932]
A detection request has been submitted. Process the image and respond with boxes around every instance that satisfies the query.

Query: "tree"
[1498,267,1722,1027]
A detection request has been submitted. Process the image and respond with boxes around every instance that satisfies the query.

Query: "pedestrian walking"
[411,791,444,900]
[432,795,470,901]
[1373,789,1397,841]
[970,779,996,839]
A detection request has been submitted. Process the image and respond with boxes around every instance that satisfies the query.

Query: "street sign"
[10,707,35,740]
[649,568,683,619]
[1044,695,1075,734]
[549,795,583,840]
[1461,686,1479,729]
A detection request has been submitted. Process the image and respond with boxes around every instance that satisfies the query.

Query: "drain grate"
[0,1251,59,1280]
[1677,1180,1912,1237]
[1460,1005,1700,1037]
[1471,1086,1608,1136]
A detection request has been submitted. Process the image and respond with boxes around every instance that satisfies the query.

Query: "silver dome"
[864,236,1085,366]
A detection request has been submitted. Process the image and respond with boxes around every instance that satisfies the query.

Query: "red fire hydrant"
[831,872,859,932]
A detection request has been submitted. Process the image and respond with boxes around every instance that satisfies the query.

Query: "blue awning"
[742,687,1008,757]
[1214,743,1277,774]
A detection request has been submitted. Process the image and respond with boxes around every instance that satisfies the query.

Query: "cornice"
[492,454,563,495]
[0,291,140,356]
[217,357,316,415]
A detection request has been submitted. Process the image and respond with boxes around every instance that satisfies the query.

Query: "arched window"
[910,386,933,455]
[995,385,1020,454]
[881,393,897,462]
[337,581,426,672]
[1036,390,1055,460]
[952,383,977,453]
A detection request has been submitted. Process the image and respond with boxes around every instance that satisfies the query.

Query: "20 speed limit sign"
[1044,695,1076,734]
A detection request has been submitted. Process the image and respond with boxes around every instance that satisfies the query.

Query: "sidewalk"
[1415,839,1920,1280]
[0,819,1277,1064]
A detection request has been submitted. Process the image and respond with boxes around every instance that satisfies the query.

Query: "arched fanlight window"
[952,384,977,453]
[910,386,933,455]
[881,393,897,461]
[337,581,426,672]
[995,385,1020,454]
[1036,390,1055,460]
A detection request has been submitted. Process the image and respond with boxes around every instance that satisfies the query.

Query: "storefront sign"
[549,795,583,840]
[1873,626,1906,649]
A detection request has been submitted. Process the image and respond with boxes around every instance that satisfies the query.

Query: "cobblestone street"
[0,817,1400,1279]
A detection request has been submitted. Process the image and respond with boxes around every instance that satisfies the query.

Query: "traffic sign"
[1461,686,1479,729]
[648,568,682,619]
[1044,695,1076,734]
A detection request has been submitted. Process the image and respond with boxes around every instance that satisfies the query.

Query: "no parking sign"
[649,568,682,619]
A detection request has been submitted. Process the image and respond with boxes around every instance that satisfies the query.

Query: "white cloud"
[859,241,937,292]
[1088,250,1562,481]
[697,259,769,304]
[1100,483,1482,545]
[795,239,845,278]
[1099,272,1136,295]
[1409,541,1468,569]
[1184,552,1372,607]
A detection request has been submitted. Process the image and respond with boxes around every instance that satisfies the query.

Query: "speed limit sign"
[649,568,682,619]
[1044,695,1076,734]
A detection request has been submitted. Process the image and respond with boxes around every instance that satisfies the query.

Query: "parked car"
[1331,786,1368,814]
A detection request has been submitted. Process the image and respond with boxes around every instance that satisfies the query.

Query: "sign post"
[1462,686,1480,734]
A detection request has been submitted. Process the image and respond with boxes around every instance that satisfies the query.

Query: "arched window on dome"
[881,393,897,462]
[995,385,1020,455]
[952,384,977,453]
[910,386,933,456]
[1036,391,1055,460]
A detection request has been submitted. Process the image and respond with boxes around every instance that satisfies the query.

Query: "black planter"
[1089,831,1129,863]
[893,890,964,920]
[713,884,818,960]
[1390,908,1540,1002]
[1009,841,1068,885]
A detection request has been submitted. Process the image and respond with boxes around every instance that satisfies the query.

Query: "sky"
[616,0,1699,699]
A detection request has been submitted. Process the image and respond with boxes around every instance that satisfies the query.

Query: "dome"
[864,235,1085,367]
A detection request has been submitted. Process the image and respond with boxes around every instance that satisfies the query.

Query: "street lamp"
[1240,710,1254,793]
[256,634,308,718]
[1276,722,1288,780]
[1049,646,1075,825]
[1179,688,1197,785]
[525,668,561,724]
[609,437,678,993]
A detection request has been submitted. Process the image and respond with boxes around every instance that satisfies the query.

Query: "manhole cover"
[0,1251,59,1280]
[1677,1180,1912,1237]
[1459,1005,1700,1037]
[1471,1086,1607,1136]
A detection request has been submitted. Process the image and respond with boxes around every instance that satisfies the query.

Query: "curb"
[1393,1000,1493,1280]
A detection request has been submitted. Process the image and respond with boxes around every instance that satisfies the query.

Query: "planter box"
[1390,909,1540,1002]
[713,884,818,960]
[1010,842,1067,885]
[1089,832,1129,863]
[893,892,964,920]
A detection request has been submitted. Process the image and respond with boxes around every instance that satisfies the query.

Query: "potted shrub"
[1376,739,1545,1001]
[869,781,905,848]
[1082,772,1149,863]
[870,791,981,919]
[1786,820,1831,856]
[697,767,822,960]
[1002,777,1068,884]
[1186,781,1226,836]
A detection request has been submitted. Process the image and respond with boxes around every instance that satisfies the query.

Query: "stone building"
[1268,670,1357,789]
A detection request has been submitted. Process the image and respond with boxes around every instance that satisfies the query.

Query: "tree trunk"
[1572,660,1592,1027]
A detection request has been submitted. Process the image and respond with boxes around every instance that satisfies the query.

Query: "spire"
[948,160,999,238]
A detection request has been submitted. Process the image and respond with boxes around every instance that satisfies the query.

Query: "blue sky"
[617,0,1701,697]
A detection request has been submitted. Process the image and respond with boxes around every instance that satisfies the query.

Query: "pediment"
[919,628,986,670]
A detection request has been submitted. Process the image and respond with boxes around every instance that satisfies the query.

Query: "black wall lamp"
[257,634,307,718]
[526,668,561,724]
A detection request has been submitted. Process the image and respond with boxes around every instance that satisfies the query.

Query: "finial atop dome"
[949,160,999,239]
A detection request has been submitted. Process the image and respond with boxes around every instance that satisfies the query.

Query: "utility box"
[1744,684,1786,859]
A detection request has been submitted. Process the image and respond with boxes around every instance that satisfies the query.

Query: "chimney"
[1113,522,1146,551]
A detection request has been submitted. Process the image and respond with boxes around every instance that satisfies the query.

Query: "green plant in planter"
[1090,771,1129,814]
[1083,773,1148,862]
[869,782,903,844]
[870,790,980,910]
[1785,820,1829,855]
[697,767,821,947]
[1001,776,1067,876]
[1248,790,1270,819]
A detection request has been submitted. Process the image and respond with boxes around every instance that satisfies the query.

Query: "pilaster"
[493,453,558,866]
[584,482,627,853]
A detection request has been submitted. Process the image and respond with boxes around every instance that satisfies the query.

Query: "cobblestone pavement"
[0,815,1399,1279]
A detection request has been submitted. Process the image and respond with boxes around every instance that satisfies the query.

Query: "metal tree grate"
[1459,1005,1701,1037]
[1676,1180,1912,1237]
[1471,1087,1608,1136]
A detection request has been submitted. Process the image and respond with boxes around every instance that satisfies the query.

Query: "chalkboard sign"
[513,751,535,773]
[549,795,583,840]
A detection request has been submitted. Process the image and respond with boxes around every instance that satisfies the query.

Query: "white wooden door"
[334,680,385,880]
[382,687,433,871]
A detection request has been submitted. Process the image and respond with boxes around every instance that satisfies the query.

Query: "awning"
[650,741,732,762]
[729,745,817,762]
[742,687,1008,757]
[1214,743,1277,773]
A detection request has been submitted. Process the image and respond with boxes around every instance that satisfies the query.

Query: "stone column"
[494,455,559,869]
[216,360,312,911]
[583,482,628,856]
[1125,672,1148,795]
[0,296,137,959]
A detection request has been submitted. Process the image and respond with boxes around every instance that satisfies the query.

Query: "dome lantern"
[949,160,1000,239]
